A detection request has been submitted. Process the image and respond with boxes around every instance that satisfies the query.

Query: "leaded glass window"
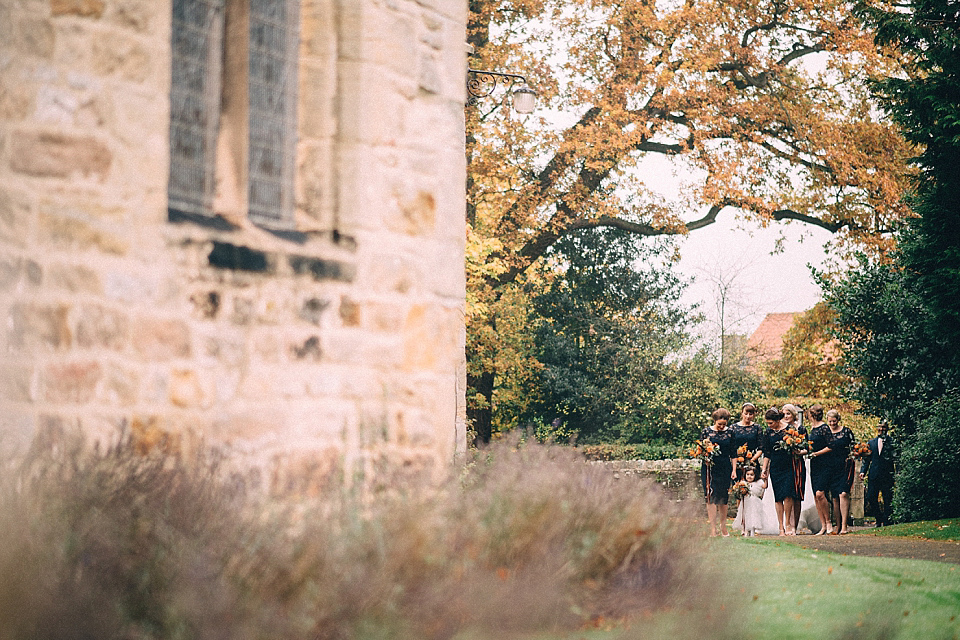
[248,0,299,228]
[168,0,224,217]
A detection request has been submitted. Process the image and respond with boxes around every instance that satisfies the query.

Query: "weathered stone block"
[365,300,406,332]
[37,211,128,255]
[130,414,180,454]
[169,368,214,409]
[10,131,111,179]
[99,361,139,406]
[47,262,102,293]
[418,50,443,94]
[41,360,102,403]
[51,0,106,18]
[212,409,288,443]
[76,303,129,350]
[14,16,55,59]
[0,74,34,121]
[8,303,72,351]
[0,256,19,291]
[189,290,221,319]
[108,0,152,33]
[298,62,335,140]
[238,367,277,400]
[390,189,436,236]
[362,253,416,294]
[339,296,360,327]
[92,34,149,84]
[132,317,190,360]
[289,255,355,282]
[296,142,334,226]
[298,296,329,326]
[300,0,335,58]
[0,364,33,403]
[290,335,322,362]
[0,190,31,248]
[402,304,461,371]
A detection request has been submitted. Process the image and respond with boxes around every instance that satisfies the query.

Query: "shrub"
[0,432,716,640]
[892,391,960,522]
[578,442,688,461]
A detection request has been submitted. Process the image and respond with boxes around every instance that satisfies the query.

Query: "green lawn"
[851,518,960,542]
[507,534,960,640]
[707,536,960,640]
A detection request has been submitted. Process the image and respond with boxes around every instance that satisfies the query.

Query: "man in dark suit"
[859,422,896,526]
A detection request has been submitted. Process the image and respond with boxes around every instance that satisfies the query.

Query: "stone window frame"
[168,0,300,232]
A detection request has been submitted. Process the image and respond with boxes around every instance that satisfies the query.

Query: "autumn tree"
[466,0,914,440]
[764,301,848,396]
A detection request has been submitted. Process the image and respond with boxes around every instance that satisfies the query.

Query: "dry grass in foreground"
[0,433,726,640]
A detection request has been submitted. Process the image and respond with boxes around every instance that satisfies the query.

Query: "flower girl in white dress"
[735,467,768,536]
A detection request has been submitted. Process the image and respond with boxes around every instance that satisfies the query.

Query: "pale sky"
[674,210,834,341]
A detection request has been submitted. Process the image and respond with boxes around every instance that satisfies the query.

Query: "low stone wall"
[595,459,866,523]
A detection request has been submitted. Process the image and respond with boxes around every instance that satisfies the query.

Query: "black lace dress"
[763,426,807,501]
[822,426,855,496]
[808,424,831,493]
[732,422,764,478]
[700,426,737,504]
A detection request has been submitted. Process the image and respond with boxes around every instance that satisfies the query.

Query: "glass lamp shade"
[512,85,537,114]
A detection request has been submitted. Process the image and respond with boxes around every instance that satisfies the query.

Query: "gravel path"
[760,530,960,564]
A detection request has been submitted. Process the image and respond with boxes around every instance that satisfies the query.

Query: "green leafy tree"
[825,0,960,520]
[862,0,960,353]
[521,228,715,444]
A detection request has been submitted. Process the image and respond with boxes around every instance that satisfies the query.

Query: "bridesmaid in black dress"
[731,402,763,477]
[781,404,808,532]
[809,409,855,534]
[700,408,738,537]
[761,407,800,535]
[806,404,833,535]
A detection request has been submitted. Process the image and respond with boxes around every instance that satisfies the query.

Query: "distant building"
[1,1,468,488]
[745,312,800,373]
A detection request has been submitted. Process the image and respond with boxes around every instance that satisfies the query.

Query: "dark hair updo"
[765,407,784,422]
[807,404,824,421]
[711,408,731,422]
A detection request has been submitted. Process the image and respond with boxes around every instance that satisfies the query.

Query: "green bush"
[0,432,714,640]
[577,442,688,461]
[892,391,960,522]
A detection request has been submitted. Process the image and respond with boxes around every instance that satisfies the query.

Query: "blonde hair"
[782,404,799,418]
[826,409,841,421]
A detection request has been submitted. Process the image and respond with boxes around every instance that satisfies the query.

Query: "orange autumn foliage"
[466,0,914,430]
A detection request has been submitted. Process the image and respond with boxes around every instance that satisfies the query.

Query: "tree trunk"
[467,369,494,445]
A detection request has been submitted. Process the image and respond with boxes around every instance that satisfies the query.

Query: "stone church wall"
[0,0,468,488]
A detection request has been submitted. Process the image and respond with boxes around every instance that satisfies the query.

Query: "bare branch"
[778,43,825,66]
[771,208,845,232]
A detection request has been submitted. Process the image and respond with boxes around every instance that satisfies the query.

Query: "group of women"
[699,403,856,537]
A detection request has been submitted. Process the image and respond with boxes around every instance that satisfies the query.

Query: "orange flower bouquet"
[849,441,871,460]
[688,439,719,466]
[731,480,750,499]
[774,428,807,457]
[736,443,759,469]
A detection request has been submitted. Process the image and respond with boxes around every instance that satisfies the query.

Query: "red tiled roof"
[746,312,800,369]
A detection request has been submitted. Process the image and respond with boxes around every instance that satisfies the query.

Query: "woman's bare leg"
[831,496,841,534]
[814,491,830,534]
[839,493,851,534]
[784,496,797,534]
[775,500,786,535]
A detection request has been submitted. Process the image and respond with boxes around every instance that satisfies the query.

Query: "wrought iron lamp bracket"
[466,68,529,106]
